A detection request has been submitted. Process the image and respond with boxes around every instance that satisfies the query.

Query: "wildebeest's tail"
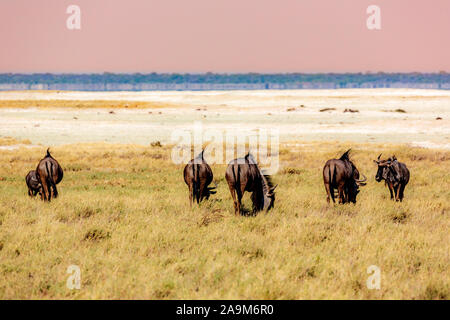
[232,163,241,202]
[192,163,201,204]
[44,161,56,201]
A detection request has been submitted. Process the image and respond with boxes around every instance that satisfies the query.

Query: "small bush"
[84,229,111,241]
[319,108,336,112]
[151,141,162,147]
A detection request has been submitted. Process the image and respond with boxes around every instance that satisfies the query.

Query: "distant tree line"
[0,72,449,85]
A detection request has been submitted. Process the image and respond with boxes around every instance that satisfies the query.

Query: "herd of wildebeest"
[26,148,410,215]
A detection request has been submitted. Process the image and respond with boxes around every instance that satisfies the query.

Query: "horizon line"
[1,71,449,75]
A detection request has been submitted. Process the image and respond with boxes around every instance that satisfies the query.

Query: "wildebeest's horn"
[266,184,278,196]
[206,183,217,194]
[46,148,51,157]
[207,182,218,190]
[356,174,367,182]
[356,174,367,183]
[377,153,382,160]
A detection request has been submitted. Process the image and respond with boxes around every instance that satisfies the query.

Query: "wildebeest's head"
[348,165,366,203]
[249,158,277,212]
[262,182,277,211]
[347,180,360,203]
[344,150,367,200]
[374,154,400,182]
[341,149,367,184]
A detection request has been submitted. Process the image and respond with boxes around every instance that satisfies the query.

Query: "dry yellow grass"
[0,140,448,299]
[0,100,174,109]
[0,137,32,146]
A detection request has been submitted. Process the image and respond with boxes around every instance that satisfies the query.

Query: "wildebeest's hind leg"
[238,184,246,215]
[337,183,345,204]
[188,183,193,207]
[394,185,401,202]
[40,179,49,201]
[227,183,239,215]
[399,183,406,202]
[51,181,58,199]
[28,188,33,197]
[324,183,334,204]
[330,187,336,203]
[46,180,52,202]
[198,180,206,203]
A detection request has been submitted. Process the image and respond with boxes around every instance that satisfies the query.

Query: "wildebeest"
[36,149,64,201]
[183,149,216,206]
[225,153,277,215]
[374,154,410,201]
[25,170,42,197]
[323,149,367,204]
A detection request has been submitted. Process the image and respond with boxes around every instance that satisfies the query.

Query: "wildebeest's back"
[323,159,352,188]
[225,158,260,191]
[36,150,64,201]
[184,159,213,186]
[386,160,410,186]
[225,154,276,214]
[397,161,410,185]
[184,155,215,204]
[36,155,63,184]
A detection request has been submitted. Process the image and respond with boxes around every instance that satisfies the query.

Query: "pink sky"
[0,0,449,73]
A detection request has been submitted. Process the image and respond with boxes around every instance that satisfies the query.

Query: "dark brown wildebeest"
[374,154,410,202]
[323,149,367,204]
[25,170,42,197]
[225,153,277,215]
[36,149,64,202]
[183,149,216,206]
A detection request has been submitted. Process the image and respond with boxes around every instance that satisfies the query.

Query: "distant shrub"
[343,108,359,113]
[283,167,304,175]
[84,229,110,241]
[151,141,162,147]
[319,108,336,112]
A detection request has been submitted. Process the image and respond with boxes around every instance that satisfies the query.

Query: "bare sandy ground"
[0,89,449,148]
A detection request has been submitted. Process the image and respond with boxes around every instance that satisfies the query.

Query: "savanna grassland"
[0,138,448,299]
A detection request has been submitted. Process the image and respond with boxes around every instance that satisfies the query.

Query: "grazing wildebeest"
[225,153,277,215]
[25,170,42,197]
[374,154,410,201]
[323,149,367,204]
[36,149,64,202]
[183,149,216,206]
